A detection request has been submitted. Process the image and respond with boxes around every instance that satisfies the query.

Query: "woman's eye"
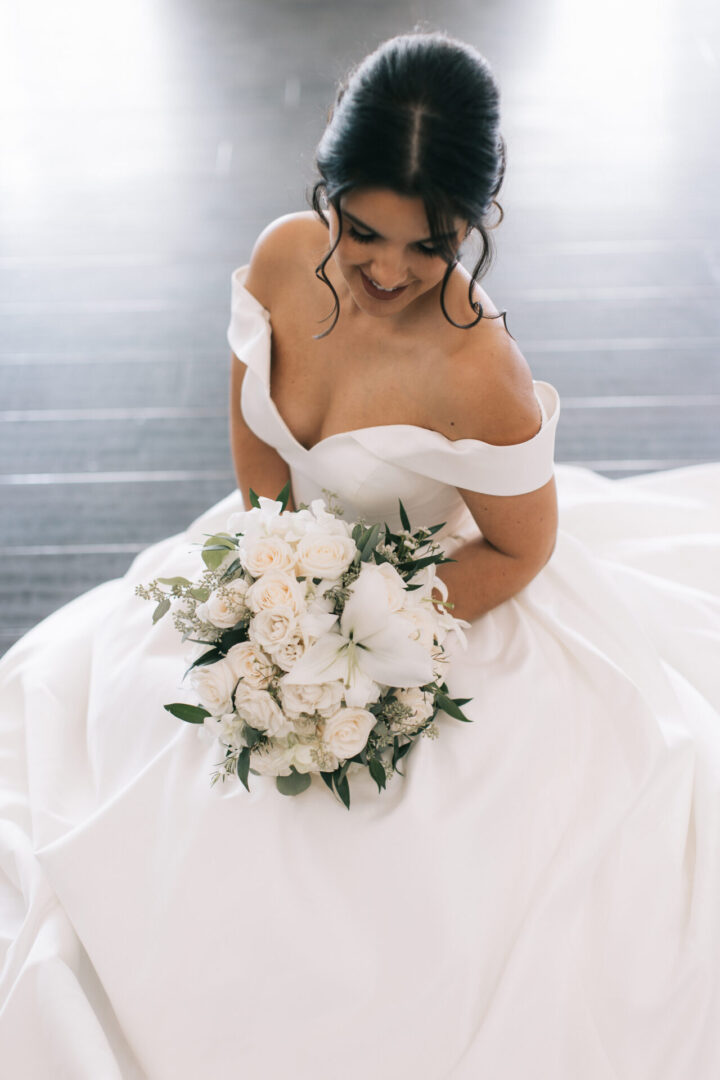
[348,225,375,244]
[346,223,441,257]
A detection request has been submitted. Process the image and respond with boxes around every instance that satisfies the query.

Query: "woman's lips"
[359,269,409,301]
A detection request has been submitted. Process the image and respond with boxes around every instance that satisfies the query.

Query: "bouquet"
[136,483,473,809]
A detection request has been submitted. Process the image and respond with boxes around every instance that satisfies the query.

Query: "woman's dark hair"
[309,29,507,338]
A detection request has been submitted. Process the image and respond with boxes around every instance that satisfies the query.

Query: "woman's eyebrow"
[341,208,456,244]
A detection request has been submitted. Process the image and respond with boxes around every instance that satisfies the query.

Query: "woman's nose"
[368,250,408,288]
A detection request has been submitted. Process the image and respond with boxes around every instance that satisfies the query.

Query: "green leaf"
[368,757,386,792]
[276,767,312,796]
[435,692,474,723]
[248,488,261,509]
[156,576,191,587]
[217,627,249,651]
[164,703,210,724]
[399,557,444,583]
[398,499,411,533]
[152,597,171,623]
[218,558,243,583]
[274,481,291,511]
[236,746,251,790]
[359,521,382,561]
[332,771,351,810]
[189,586,211,601]
[201,533,238,571]
[243,724,263,748]
[182,647,223,679]
[320,771,335,791]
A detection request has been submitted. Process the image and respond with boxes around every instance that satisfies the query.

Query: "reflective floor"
[1,0,719,654]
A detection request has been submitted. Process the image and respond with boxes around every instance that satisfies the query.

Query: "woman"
[2,30,720,1080]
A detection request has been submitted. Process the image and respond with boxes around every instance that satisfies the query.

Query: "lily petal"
[358,620,435,687]
[340,566,391,641]
[282,631,347,685]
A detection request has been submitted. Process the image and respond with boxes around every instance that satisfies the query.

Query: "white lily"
[282,563,434,707]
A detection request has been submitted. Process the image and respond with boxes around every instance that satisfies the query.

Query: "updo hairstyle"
[309,30,507,337]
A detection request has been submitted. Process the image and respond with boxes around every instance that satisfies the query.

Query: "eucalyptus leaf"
[189,586,211,602]
[219,558,243,583]
[156,576,191,587]
[201,534,238,571]
[152,598,171,623]
[276,767,312,796]
[164,703,210,724]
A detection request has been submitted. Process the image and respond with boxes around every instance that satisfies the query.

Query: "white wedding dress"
[2,265,720,1079]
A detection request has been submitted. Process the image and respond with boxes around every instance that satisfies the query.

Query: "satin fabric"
[1,272,720,1078]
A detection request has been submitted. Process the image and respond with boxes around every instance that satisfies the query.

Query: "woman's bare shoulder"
[433,282,542,447]
[243,211,329,311]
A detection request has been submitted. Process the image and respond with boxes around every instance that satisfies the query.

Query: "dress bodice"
[227,265,561,546]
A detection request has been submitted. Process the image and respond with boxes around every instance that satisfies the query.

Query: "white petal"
[299,610,339,640]
[340,566,391,642]
[344,671,382,708]
[358,623,435,687]
[282,631,348,686]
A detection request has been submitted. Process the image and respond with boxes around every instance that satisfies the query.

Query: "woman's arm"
[229,219,303,511]
[432,477,558,622]
[229,356,296,511]
[431,330,559,622]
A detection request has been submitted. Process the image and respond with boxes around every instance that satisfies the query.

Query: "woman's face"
[327,187,467,321]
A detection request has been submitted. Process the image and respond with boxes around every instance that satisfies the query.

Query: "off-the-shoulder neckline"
[231,264,555,456]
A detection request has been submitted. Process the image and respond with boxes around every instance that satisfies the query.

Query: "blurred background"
[1,0,719,657]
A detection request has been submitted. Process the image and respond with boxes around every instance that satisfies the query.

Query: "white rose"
[225,641,274,689]
[189,659,238,715]
[248,605,298,652]
[393,687,435,729]
[245,571,306,616]
[269,627,307,672]
[234,683,293,737]
[240,535,297,577]
[280,679,344,720]
[199,579,249,628]
[321,706,376,760]
[295,531,357,581]
[249,740,294,777]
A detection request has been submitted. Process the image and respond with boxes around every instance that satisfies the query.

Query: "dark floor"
[2,0,719,657]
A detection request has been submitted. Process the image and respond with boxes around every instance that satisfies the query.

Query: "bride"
[2,29,720,1080]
